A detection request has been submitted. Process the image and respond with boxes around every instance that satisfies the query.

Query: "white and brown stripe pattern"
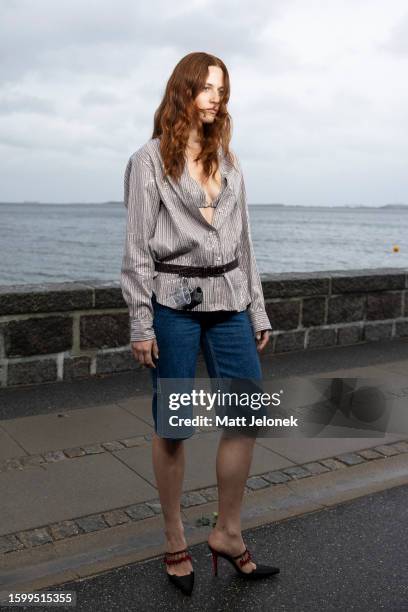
[121,137,272,341]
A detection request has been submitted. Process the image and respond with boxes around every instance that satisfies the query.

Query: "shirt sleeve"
[120,153,161,342]
[235,156,272,334]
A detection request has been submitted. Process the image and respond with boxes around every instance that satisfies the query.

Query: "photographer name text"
[168,415,298,427]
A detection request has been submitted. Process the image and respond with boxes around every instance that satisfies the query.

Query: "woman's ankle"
[164,521,186,547]
[211,523,242,539]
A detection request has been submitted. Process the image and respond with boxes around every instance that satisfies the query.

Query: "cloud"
[0,0,408,205]
[380,11,408,55]
[0,0,290,82]
[0,93,56,115]
[80,90,121,106]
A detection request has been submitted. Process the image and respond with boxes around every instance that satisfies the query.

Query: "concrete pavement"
[0,338,407,597]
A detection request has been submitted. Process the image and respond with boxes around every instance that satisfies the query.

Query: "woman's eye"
[203,86,224,93]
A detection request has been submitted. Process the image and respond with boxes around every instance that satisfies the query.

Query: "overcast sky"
[1,0,408,206]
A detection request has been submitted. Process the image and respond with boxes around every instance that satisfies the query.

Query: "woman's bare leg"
[152,432,193,575]
[208,433,257,572]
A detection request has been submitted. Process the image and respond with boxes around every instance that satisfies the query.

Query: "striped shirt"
[121,137,272,341]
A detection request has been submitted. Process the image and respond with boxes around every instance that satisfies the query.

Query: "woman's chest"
[186,159,222,203]
[186,159,223,225]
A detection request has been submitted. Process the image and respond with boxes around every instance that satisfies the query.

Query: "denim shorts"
[150,293,263,439]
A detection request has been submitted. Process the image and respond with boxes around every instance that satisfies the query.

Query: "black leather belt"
[154,257,239,277]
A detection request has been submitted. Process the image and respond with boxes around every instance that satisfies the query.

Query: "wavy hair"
[152,52,236,182]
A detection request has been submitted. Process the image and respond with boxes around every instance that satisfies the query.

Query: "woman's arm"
[234,154,272,335]
[121,152,161,342]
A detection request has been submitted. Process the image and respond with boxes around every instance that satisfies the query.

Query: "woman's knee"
[153,432,187,452]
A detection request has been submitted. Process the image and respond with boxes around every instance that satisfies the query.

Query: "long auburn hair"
[152,52,236,182]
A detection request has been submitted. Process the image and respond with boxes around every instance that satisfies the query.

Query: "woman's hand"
[255,329,270,352]
[131,338,159,368]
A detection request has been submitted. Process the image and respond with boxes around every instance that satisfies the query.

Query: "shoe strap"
[164,551,192,565]
[233,547,252,567]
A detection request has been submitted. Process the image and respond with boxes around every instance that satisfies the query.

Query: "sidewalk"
[1,338,408,594]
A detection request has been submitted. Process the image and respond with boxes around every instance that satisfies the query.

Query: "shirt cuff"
[130,317,156,342]
[248,310,273,334]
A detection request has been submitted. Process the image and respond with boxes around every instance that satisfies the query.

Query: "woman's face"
[194,65,225,124]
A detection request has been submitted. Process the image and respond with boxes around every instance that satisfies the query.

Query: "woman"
[121,52,279,596]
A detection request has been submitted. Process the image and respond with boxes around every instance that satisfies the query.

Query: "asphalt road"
[3,483,407,612]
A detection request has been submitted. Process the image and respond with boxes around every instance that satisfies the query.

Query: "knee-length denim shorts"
[150,293,263,439]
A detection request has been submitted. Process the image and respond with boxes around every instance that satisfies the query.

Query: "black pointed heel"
[208,543,280,580]
[163,547,195,595]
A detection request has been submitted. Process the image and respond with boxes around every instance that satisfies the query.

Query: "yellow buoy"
[393,245,400,252]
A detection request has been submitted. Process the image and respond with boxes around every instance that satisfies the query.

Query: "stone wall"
[0,268,407,388]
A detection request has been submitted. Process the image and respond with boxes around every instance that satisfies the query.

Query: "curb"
[1,445,408,596]
[1,439,407,557]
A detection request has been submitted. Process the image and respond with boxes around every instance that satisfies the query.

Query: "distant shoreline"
[1,201,407,209]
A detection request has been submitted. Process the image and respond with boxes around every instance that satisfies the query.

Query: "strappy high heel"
[163,547,195,595]
[208,543,280,580]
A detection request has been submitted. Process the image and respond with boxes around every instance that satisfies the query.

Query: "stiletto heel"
[163,547,195,595]
[207,543,280,580]
[211,549,218,576]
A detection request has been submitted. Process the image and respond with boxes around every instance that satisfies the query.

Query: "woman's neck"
[186,128,202,154]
